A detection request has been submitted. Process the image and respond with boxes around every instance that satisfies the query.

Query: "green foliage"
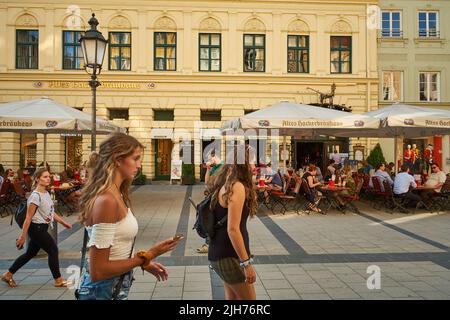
[181,163,195,185]
[182,163,194,177]
[367,143,386,168]
[132,168,147,185]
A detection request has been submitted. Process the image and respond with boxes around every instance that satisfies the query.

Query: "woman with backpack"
[76,133,182,300]
[1,167,73,288]
[207,144,258,300]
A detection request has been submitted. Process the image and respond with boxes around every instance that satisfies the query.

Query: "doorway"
[295,142,324,171]
[154,139,172,180]
[295,139,348,173]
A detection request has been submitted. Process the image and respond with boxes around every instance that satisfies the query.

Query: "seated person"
[264,163,283,190]
[302,165,322,213]
[315,164,324,182]
[386,162,395,177]
[324,160,336,181]
[421,164,447,203]
[369,163,394,192]
[393,164,421,207]
[262,163,283,203]
[361,160,374,175]
[340,166,357,197]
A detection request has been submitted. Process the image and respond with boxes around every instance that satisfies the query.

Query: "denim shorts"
[77,270,134,300]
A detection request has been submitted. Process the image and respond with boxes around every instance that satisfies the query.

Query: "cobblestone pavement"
[0,185,449,300]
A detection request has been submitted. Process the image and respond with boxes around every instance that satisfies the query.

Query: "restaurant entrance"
[294,138,348,173]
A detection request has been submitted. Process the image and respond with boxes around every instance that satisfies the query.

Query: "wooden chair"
[341,179,364,214]
[0,179,13,217]
[383,180,409,214]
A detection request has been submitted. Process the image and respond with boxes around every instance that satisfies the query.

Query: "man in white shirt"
[424,164,447,192]
[331,150,341,165]
[393,164,421,207]
[369,163,394,192]
[421,164,447,204]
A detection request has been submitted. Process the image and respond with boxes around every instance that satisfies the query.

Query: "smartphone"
[16,239,24,250]
[173,234,184,241]
[188,197,197,210]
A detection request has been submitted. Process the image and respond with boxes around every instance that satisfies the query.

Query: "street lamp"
[79,13,108,152]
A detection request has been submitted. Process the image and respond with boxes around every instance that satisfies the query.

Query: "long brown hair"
[32,167,49,190]
[78,132,144,224]
[206,144,257,217]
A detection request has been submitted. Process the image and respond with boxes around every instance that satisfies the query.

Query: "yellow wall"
[0,0,379,179]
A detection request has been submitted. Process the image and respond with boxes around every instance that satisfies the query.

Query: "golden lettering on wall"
[47,81,155,89]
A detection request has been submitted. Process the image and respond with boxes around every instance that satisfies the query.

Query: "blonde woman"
[207,145,258,300]
[1,168,72,288]
[77,133,181,300]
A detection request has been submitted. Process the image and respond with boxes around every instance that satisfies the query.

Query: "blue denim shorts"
[77,270,134,300]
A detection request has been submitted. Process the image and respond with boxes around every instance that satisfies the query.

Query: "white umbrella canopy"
[329,103,450,138]
[222,101,380,136]
[0,97,125,134]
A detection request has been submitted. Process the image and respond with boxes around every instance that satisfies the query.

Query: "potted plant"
[181,163,195,185]
[132,168,147,185]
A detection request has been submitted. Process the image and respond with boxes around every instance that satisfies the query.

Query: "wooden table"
[319,186,351,213]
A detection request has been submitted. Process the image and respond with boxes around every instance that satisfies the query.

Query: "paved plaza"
[0,184,449,300]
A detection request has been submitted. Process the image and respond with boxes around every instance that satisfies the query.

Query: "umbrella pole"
[43,133,47,165]
[283,136,287,169]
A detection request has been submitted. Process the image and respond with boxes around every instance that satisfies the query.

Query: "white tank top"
[86,209,138,261]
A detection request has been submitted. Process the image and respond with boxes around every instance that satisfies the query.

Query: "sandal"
[54,279,69,287]
[1,275,17,288]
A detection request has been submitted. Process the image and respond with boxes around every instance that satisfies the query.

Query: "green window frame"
[200,110,221,121]
[287,35,309,73]
[243,34,265,72]
[62,31,84,70]
[154,110,174,121]
[16,29,38,69]
[109,32,131,71]
[330,36,352,74]
[154,32,176,71]
[199,33,221,72]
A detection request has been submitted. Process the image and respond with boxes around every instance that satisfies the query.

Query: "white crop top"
[86,209,138,261]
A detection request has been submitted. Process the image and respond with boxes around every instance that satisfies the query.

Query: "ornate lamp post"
[79,13,108,152]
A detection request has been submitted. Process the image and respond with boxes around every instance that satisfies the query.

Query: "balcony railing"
[380,30,404,38]
[418,29,440,38]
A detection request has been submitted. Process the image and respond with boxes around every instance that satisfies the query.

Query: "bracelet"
[239,257,254,268]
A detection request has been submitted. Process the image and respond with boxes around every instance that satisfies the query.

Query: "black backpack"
[190,195,227,239]
[10,192,40,229]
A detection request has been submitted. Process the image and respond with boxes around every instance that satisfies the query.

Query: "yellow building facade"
[0,0,379,180]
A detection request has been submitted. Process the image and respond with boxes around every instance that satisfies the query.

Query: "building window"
[16,30,38,69]
[418,11,439,37]
[62,31,84,70]
[419,72,440,102]
[108,108,129,120]
[382,71,403,102]
[109,32,131,71]
[243,34,265,72]
[381,11,402,37]
[330,36,351,74]
[287,35,309,73]
[201,110,221,121]
[154,32,176,71]
[154,110,174,121]
[199,33,221,72]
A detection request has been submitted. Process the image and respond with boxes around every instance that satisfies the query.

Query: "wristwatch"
[239,257,254,268]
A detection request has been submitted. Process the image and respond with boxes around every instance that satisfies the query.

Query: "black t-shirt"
[208,201,250,261]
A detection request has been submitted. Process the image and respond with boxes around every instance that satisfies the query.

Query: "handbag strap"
[112,235,136,299]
